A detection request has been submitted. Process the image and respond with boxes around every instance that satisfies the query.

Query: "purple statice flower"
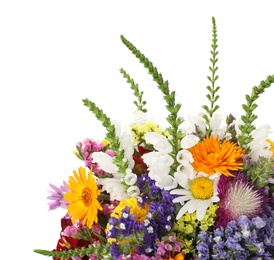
[196,212,274,258]
[47,181,70,211]
[196,230,213,260]
[108,207,144,259]
[136,174,162,205]
[108,174,178,259]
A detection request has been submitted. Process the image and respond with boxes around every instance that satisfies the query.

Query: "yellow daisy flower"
[187,136,245,176]
[111,197,148,222]
[64,167,102,228]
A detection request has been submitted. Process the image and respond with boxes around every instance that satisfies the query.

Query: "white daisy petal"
[176,201,192,219]
[173,195,193,203]
[196,200,210,221]
[170,189,191,196]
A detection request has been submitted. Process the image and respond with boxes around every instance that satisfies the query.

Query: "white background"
[1,1,274,259]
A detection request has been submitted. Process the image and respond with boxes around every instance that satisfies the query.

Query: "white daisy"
[171,171,220,221]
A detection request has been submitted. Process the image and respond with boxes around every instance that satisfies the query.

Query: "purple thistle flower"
[216,172,267,228]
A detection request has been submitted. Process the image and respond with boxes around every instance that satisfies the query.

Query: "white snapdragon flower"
[142,132,175,189]
[181,114,207,135]
[235,119,273,160]
[112,120,135,168]
[92,152,119,174]
[145,132,172,153]
[176,134,199,175]
[132,110,155,125]
[210,113,226,139]
[248,125,272,160]
[98,178,128,201]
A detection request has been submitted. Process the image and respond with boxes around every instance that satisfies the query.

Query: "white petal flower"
[98,178,128,201]
[144,132,172,153]
[171,172,220,221]
[127,186,140,197]
[92,152,119,174]
[142,151,173,176]
[209,113,223,131]
[182,114,206,135]
[150,173,177,190]
[249,125,272,160]
[177,149,194,163]
[180,135,199,149]
[124,171,137,185]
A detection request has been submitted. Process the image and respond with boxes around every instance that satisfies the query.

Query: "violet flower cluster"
[196,207,274,259]
[107,174,178,258]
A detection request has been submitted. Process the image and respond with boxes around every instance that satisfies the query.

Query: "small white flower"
[122,212,129,218]
[147,226,154,233]
[124,171,137,185]
[120,223,126,230]
[144,219,150,226]
[127,185,140,197]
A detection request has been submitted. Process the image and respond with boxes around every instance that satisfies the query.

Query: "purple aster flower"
[47,181,70,211]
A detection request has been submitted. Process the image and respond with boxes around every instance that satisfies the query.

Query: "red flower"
[53,217,91,260]
[132,146,152,175]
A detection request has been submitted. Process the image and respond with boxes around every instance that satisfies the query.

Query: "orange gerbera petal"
[64,167,102,228]
[187,136,245,176]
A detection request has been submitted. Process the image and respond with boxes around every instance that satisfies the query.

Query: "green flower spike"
[202,17,220,136]
[120,35,184,168]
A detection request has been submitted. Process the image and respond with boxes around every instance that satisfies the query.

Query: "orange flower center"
[82,187,92,206]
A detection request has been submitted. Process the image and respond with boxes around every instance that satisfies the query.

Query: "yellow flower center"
[190,177,214,200]
[82,187,92,206]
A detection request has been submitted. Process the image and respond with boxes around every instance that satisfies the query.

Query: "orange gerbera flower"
[187,136,245,176]
[64,167,102,228]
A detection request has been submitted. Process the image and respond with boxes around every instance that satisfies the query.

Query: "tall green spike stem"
[202,16,220,135]
[82,98,128,173]
[120,35,184,167]
[238,74,274,153]
[120,68,147,112]
[34,243,113,259]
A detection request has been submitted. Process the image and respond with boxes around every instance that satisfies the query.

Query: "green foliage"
[202,17,220,135]
[82,98,128,173]
[243,156,274,188]
[120,34,184,167]
[120,68,147,112]
[237,74,274,152]
[34,243,113,259]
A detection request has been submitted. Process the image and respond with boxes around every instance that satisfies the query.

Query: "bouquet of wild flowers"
[34,17,274,260]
